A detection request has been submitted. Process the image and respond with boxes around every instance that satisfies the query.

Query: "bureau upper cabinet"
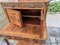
[6,9,22,27]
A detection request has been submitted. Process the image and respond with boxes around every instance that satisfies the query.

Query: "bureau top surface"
[18,0,50,2]
[0,0,51,3]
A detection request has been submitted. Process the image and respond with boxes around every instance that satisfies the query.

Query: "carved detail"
[22,2,43,8]
[2,3,22,8]
[2,2,43,9]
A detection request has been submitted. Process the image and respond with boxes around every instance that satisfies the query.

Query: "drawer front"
[2,2,43,9]
[6,9,22,27]
[2,3,22,8]
[22,2,43,9]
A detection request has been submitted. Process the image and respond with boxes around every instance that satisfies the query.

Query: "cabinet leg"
[4,39,10,45]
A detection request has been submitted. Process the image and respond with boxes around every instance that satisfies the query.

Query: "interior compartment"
[21,9,41,16]
[12,9,41,25]
[22,17,40,25]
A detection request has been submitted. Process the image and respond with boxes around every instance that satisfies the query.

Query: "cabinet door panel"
[6,9,22,27]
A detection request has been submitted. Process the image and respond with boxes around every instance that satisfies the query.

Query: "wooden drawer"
[22,2,43,9]
[6,9,22,27]
[2,3,22,9]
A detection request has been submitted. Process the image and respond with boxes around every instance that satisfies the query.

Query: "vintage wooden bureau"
[0,0,50,45]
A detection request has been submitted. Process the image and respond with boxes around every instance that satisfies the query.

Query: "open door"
[6,9,22,27]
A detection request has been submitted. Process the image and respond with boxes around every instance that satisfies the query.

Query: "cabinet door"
[6,9,22,27]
